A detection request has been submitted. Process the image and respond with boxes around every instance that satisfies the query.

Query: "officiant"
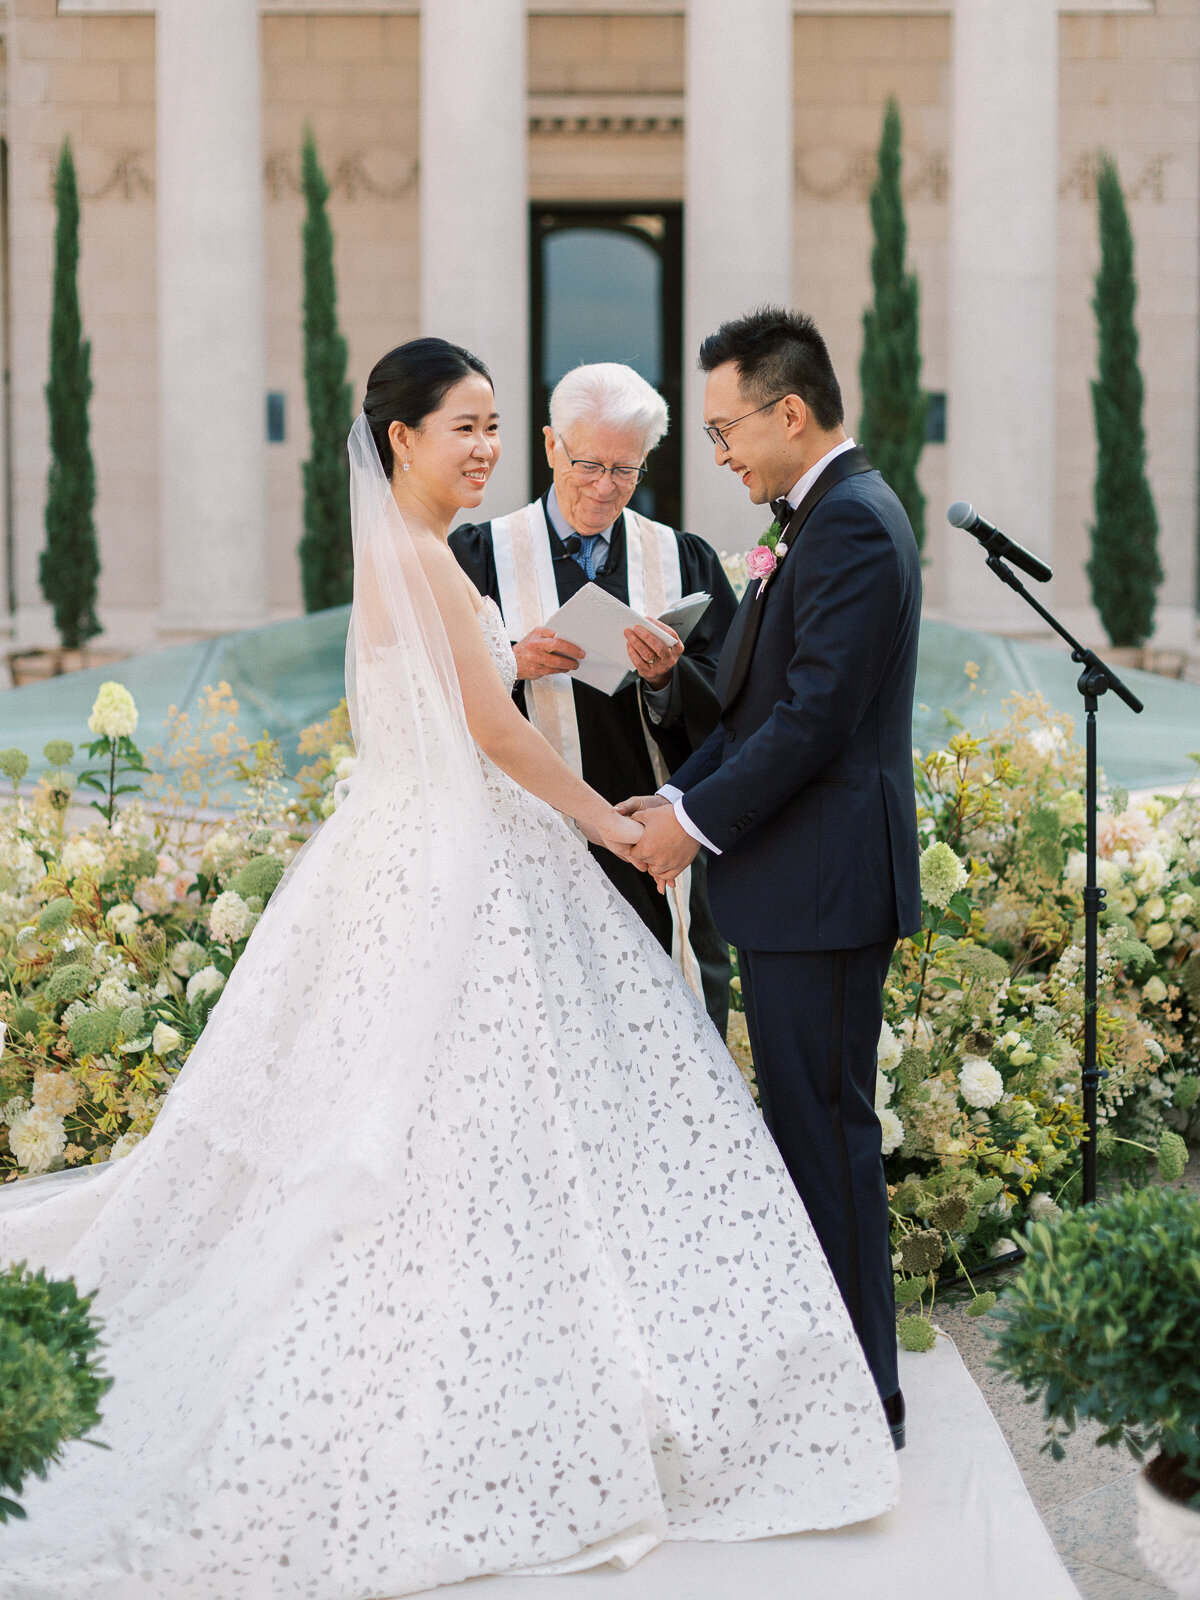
[451,362,738,1032]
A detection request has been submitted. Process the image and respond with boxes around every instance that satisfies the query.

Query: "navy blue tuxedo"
[671,448,922,1400]
[671,450,922,949]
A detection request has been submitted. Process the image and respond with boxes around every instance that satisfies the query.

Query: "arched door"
[531,205,683,529]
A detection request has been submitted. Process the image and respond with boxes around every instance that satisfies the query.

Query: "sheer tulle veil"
[0,413,492,1587]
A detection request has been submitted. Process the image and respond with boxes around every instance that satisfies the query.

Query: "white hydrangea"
[208,890,253,946]
[876,1019,902,1074]
[170,939,207,978]
[334,755,357,782]
[87,681,138,740]
[1,1095,30,1127]
[199,829,240,876]
[186,966,225,1005]
[878,1107,905,1157]
[151,1021,184,1057]
[109,1130,144,1161]
[874,1072,894,1112]
[1097,858,1125,894]
[1029,724,1066,757]
[106,902,141,939]
[8,1104,67,1174]
[919,841,969,910]
[0,834,43,894]
[134,879,173,916]
[94,972,137,1012]
[1063,850,1087,890]
[959,1055,1005,1109]
[1134,849,1169,894]
[1029,1192,1063,1224]
[61,836,107,879]
[1146,922,1173,951]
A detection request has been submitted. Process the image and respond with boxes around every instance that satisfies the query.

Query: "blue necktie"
[574,535,605,581]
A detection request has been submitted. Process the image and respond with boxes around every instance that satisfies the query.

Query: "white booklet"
[542,585,712,697]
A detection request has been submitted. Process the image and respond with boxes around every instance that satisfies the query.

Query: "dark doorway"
[531,204,683,529]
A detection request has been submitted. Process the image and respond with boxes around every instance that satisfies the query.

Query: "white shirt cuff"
[655,785,721,856]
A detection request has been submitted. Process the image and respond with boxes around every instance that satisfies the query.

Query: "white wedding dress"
[0,426,897,1600]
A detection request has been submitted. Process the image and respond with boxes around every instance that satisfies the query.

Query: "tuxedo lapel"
[716,446,873,711]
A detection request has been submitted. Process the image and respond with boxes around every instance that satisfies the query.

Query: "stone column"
[156,0,267,635]
[684,0,793,547]
[420,0,528,515]
[945,0,1058,630]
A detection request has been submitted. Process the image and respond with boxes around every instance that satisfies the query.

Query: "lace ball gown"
[0,599,897,1600]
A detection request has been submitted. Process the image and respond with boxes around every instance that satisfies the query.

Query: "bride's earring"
[402,459,411,472]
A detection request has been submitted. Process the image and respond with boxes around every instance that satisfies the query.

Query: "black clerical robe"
[450,497,738,1034]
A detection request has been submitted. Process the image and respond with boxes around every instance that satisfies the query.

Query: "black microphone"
[559,534,581,557]
[947,501,1053,584]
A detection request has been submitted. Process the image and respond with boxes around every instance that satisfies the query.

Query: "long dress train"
[0,594,896,1600]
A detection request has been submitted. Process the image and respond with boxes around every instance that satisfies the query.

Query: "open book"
[541,585,712,697]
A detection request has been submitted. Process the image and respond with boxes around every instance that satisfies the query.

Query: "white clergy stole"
[490,498,703,1000]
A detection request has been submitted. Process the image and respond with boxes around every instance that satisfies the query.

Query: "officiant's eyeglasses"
[703,397,786,452]
[558,441,647,488]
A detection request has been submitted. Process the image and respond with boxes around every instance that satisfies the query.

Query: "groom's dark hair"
[699,306,844,431]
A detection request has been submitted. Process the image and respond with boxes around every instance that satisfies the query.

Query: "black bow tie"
[769,498,792,526]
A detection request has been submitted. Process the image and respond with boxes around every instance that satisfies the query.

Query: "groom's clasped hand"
[613,793,700,892]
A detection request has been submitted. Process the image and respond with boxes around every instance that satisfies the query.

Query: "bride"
[0,338,897,1598]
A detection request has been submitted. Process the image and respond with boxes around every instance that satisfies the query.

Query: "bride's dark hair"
[363,337,493,476]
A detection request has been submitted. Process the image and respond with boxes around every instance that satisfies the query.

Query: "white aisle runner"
[452,1333,1081,1600]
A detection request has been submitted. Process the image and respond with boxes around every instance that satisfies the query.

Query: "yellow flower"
[1146,922,1173,950]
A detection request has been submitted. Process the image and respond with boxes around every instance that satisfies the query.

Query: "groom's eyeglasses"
[558,439,647,488]
[703,397,786,452]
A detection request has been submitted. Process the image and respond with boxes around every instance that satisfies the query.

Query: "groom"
[621,307,921,1446]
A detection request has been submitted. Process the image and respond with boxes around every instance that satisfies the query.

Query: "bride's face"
[399,374,501,511]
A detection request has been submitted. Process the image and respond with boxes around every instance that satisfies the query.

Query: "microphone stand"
[973,553,1143,1204]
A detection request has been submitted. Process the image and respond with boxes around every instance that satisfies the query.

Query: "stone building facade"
[0,0,1196,652]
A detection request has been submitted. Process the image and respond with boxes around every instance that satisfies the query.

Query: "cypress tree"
[1087,154,1161,648]
[41,139,100,650]
[859,97,928,550]
[298,129,354,612]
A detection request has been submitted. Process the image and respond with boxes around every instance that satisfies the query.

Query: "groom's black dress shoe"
[883,1390,906,1451]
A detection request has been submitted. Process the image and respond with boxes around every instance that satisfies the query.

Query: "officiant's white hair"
[549,363,669,453]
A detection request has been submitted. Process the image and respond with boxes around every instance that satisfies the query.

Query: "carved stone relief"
[64,150,419,202]
[263,150,418,202]
[796,146,948,203]
[1059,151,1171,203]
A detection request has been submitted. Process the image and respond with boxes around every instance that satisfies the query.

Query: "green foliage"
[45,963,92,1008]
[858,98,928,550]
[0,749,29,788]
[229,852,286,903]
[0,1264,112,1521]
[968,1291,997,1318]
[1157,1130,1189,1182]
[989,1187,1200,1495]
[1087,155,1162,647]
[79,735,150,828]
[897,1315,937,1353]
[41,140,100,651]
[298,129,354,613]
[67,1008,120,1058]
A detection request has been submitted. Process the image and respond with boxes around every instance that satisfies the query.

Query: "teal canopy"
[1,608,1196,796]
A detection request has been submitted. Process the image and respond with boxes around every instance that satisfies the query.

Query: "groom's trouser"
[738,941,898,1401]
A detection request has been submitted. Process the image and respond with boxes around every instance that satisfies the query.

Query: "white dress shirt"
[659,439,857,855]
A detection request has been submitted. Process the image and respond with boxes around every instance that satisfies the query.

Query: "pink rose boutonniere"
[747,522,789,597]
